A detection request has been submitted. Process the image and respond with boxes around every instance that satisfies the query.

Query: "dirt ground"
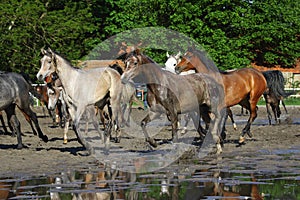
[0,105,299,177]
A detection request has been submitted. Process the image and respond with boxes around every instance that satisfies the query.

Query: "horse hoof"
[42,135,49,142]
[233,123,237,130]
[63,139,68,144]
[239,136,245,144]
[17,144,23,149]
[115,137,121,143]
[247,132,253,138]
[146,138,157,148]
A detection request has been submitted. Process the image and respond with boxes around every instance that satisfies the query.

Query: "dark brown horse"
[121,49,226,153]
[175,49,267,144]
[262,70,290,125]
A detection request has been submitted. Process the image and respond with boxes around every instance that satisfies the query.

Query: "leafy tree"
[0,0,299,78]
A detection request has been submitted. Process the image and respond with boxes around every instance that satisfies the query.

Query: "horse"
[165,51,239,131]
[121,49,226,154]
[37,48,123,154]
[109,63,145,125]
[0,72,48,149]
[33,84,63,126]
[175,48,267,144]
[46,72,105,145]
[262,70,289,125]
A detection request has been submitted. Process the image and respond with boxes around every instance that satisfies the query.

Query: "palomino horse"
[0,72,48,148]
[121,49,226,153]
[37,48,122,154]
[262,70,289,125]
[175,49,267,144]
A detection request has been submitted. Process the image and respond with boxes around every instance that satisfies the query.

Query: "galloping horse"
[0,72,48,148]
[37,48,122,154]
[175,49,267,144]
[165,52,238,131]
[121,49,226,153]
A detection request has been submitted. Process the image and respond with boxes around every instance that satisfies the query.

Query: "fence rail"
[284,88,300,98]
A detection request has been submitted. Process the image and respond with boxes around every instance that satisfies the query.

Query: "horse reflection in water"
[121,49,226,153]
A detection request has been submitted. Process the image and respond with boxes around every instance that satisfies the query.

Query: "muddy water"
[0,147,299,200]
[0,106,300,199]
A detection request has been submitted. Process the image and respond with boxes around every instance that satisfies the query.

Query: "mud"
[0,105,299,178]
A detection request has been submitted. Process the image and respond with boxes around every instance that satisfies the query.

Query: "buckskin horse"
[121,49,226,154]
[37,48,123,154]
[0,72,48,149]
[175,48,267,144]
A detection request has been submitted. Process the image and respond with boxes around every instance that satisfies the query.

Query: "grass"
[258,97,300,106]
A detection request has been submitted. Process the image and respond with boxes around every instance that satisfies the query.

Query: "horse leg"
[141,111,162,148]
[20,110,37,135]
[265,99,273,125]
[227,107,237,130]
[5,105,23,149]
[239,99,258,144]
[281,99,288,114]
[73,107,94,154]
[89,107,104,141]
[18,105,48,143]
[168,110,179,143]
[180,114,190,135]
[189,111,206,141]
[0,112,8,134]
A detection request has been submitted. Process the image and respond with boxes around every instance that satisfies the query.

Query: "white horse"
[37,48,123,154]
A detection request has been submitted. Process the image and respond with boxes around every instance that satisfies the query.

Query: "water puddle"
[1,147,299,200]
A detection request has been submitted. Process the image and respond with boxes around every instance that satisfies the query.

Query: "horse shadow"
[36,146,86,156]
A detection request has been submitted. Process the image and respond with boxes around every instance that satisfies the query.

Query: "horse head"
[164,51,181,74]
[37,48,57,81]
[175,51,195,74]
[121,49,144,83]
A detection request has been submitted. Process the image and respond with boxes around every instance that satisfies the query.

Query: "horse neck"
[55,56,79,95]
[140,62,163,84]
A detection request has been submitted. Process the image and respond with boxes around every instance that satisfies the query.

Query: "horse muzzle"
[174,66,182,74]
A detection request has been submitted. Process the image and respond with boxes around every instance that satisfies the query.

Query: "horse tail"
[263,70,292,98]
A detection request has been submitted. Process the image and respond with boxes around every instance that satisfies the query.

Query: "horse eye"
[134,62,138,66]
[173,63,176,66]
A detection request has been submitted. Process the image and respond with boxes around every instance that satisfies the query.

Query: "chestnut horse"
[175,49,267,144]
[121,49,226,154]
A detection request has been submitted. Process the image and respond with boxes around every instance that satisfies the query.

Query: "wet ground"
[0,105,299,199]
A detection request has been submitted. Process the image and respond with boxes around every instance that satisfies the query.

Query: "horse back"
[0,72,31,109]
[222,68,267,106]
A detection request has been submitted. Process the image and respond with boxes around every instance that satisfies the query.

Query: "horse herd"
[0,47,290,155]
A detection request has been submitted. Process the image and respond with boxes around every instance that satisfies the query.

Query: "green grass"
[258,97,300,106]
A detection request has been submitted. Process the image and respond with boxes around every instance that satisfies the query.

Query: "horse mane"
[53,50,81,70]
[188,48,221,73]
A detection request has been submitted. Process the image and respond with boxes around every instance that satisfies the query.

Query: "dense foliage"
[0,0,299,80]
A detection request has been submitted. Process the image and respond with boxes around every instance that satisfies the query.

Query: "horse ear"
[135,48,141,55]
[166,51,170,58]
[175,51,181,59]
[41,48,47,55]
